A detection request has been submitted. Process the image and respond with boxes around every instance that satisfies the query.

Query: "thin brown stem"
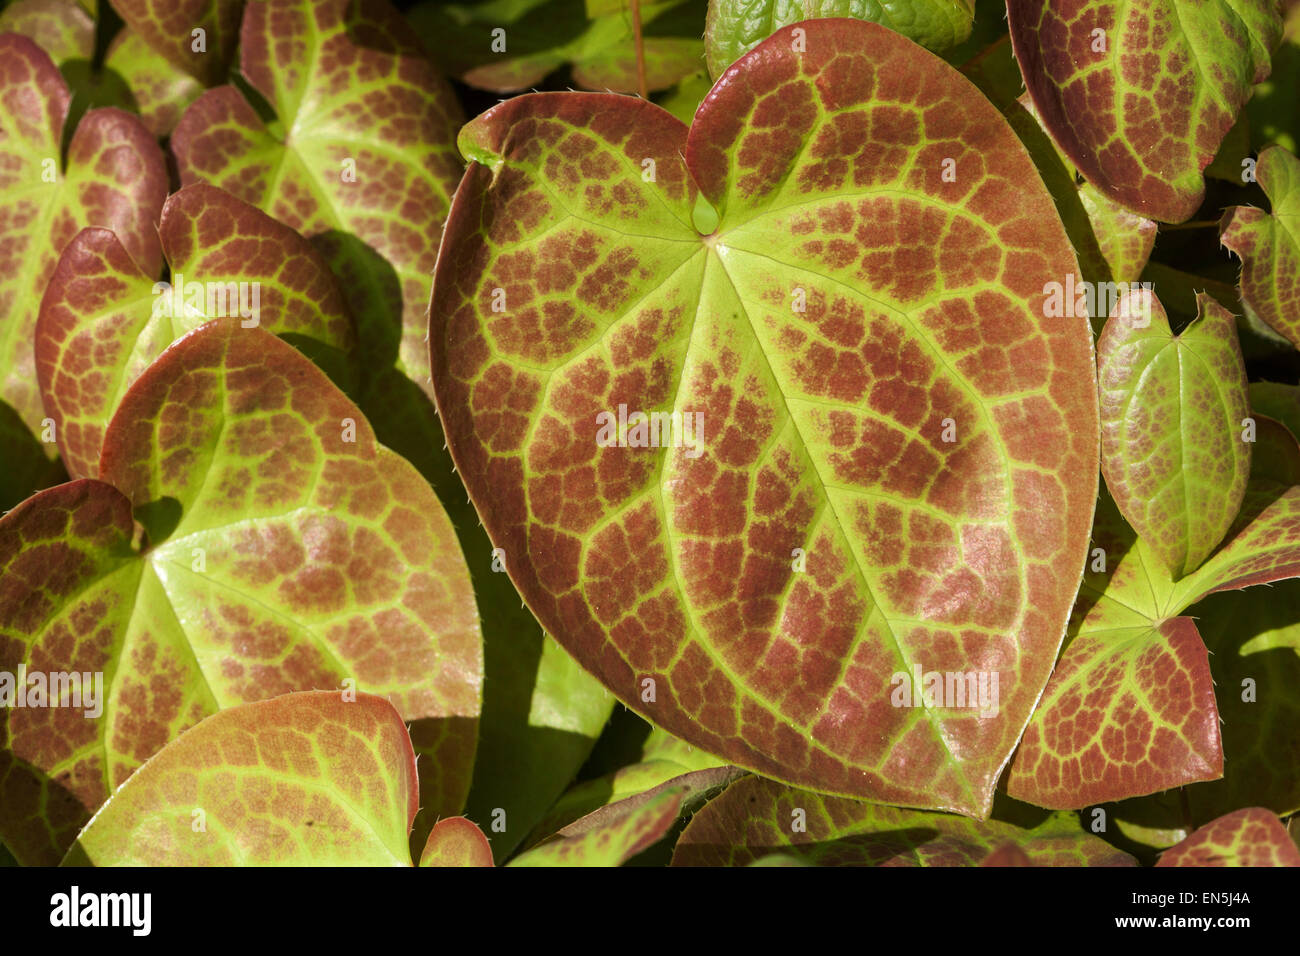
[630,0,648,100]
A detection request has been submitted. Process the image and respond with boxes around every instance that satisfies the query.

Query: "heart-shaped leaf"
[671,775,1136,865]
[1155,807,1300,866]
[0,33,167,440]
[418,816,495,867]
[0,321,481,865]
[1006,0,1283,222]
[509,765,743,866]
[1098,289,1251,579]
[36,182,357,481]
[63,691,418,866]
[411,0,708,95]
[107,0,243,85]
[431,17,1099,816]
[1221,145,1300,348]
[170,0,464,491]
[704,0,975,78]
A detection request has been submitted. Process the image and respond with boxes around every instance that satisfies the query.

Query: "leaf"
[170,0,465,507]
[671,775,1137,865]
[36,183,357,481]
[1247,0,1300,154]
[431,17,1099,816]
[63,692,418,866]
[1006,0,1283,222]
[463,632,615,861]
[1097,289,1251,579]
[0,33,167,441]
[1221,145,1300,348]
[0,0,94,67]
[0,321,481,865]
[705,0,975,78]
[103,28,205,137]
[107,0,243,85]
[1156,807,1300,866]
[411,0,709,94]
[523,725,727,844]
[418,816,495,867]
[509,766,743,866]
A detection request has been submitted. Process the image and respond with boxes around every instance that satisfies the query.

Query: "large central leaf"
[431,18,1099,815]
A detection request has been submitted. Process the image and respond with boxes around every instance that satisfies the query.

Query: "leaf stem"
[630,0,648,100]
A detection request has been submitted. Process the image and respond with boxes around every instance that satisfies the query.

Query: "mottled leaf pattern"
[64,692,419,866]
[432,18,1099,816]
[1156,807,1300,866]
[1221,146,1300,348]
[1007,0,1283,222]
[105,28,206,138]
[418,816,495,867]
[108,0,243,85]
[1098,289,1251,578]
[171,0,464,499]
[0,0,94,67]
[705,0,975,78]
[36,183,356,480]
[0,321,480,865]
[672,775,1136,865]
[510,766,743,865]
[0,33,167,440]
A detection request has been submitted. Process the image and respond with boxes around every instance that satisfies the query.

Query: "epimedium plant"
[0,0,1298,869]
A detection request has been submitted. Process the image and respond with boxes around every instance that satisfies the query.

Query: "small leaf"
[1097,289,1251,579]
[107,0,243,85]
[63,692,419,866]
[0,33,167,441]
[0,0,94,67]
[509,766,743,866]
[1007,0,1283,222]
[1156,807,1300,867]
[432,16,1100,817]
[672,775,1136,865]
[704,0,975,78]
[36,183,357,480]
[419,816,495,867]
[104,27,205,137]
[1221,145,1300,348]
[0,321,481,865]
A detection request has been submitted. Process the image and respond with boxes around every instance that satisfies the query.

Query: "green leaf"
[418,816,495,866]
[1097,289,1251,579]
[432,17,1100,816]
[104,27,205,138]
[63,691,419,866]
[1007,0,1283,222]
[0,321,481,865]
[36,183,357,481]
[0,0,94,66]
[0,33,167,441]
[509,765,743,865]
[463,631,615,861]
[1221,145,1300,348]
[1155,807,1300,866]
[411,0,708,94]
[107,0,243,85]
[1250,381,1300,443]
[705,0,975,79]
[671,775,1136,865]
[1247,0,1300,154]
